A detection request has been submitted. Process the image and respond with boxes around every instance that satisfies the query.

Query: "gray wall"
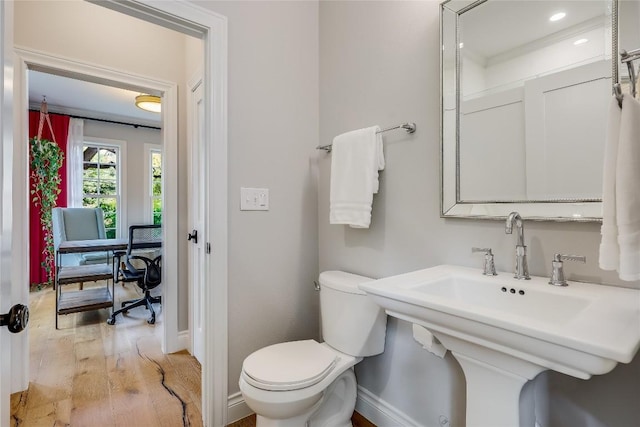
[318,1,640,426]
[193,1,321,396]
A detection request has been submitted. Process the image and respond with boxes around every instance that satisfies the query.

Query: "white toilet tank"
[319,271,387,357]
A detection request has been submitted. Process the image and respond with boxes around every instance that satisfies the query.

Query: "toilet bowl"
[239,341,360,427]
[239,271,387,427]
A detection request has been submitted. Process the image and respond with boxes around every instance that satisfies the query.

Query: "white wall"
[189,0,321,396]
[319,2,640,426]
[83,120,161,227]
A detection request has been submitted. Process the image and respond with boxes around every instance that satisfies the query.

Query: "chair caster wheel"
[107,317,116,325]
[147,317,155,325]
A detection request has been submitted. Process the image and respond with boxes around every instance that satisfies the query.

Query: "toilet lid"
[242,340,338,391]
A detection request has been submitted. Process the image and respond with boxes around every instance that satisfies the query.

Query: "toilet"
[239,270,387,427]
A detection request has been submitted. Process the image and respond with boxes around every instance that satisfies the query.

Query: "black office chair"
[107,225,162,325]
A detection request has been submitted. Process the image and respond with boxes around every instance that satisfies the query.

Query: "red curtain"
[29,111,70,287]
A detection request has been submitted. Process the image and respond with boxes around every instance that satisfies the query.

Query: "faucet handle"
[472,247,497,276]
[554,254,586,263]
[549,253,586,286]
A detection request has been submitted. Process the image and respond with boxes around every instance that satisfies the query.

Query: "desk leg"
[55,282,59,330]
[111,273,115,317]
[54,251,59,291]
[55,251,59,329]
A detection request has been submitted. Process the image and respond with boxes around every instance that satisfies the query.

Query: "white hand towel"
[599,97,622,271]
[329,126,384,228]
[599,95,640,281]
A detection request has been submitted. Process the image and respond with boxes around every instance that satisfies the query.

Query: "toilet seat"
[242,340,339,391]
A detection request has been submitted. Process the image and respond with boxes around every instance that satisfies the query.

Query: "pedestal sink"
[359,265,640,427]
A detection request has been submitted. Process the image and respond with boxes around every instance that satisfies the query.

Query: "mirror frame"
[440,0,618,222]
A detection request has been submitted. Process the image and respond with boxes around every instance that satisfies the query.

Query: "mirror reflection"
[441,0,618,220]
[459,1,611,202]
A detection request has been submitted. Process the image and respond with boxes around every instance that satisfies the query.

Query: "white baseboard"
[224,387,421,427]
[227,391,253,424]
[178,330,190,352]
[355,386,422,427]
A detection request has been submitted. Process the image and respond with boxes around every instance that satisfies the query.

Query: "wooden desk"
[57,238,128,254]
[58,238,161,254]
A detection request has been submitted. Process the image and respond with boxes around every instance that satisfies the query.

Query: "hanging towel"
[599,97,622,271]
[599,95,640,281]
[329,126,384,228]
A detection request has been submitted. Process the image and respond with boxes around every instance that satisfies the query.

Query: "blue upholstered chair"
[51,207,110,268]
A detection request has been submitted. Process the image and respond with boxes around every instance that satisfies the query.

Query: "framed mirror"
[440,0,618,221]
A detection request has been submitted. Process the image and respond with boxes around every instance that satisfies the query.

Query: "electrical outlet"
[240,187,269,211]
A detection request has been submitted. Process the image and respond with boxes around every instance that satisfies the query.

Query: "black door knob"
[187,229,198,244]
[0,304,29,334]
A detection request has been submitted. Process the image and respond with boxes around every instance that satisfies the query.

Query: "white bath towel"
[329,126,384,228]
[599,95,640,281]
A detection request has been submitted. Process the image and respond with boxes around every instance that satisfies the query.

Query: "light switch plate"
[240,187,269,211]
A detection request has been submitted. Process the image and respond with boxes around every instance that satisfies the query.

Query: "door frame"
[13,45,180,349]
[3,1,229,426]
[96,3,230,425]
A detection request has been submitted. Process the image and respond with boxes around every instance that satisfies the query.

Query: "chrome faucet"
[505,212,530,280]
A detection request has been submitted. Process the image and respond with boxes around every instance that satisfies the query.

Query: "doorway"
[2,1,229,426]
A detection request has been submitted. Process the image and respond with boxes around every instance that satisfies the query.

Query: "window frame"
[144,143,163,225]
[81,138,127,238]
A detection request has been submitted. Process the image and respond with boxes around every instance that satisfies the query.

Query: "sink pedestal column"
[435,333,546,427]
[454,352,543,427]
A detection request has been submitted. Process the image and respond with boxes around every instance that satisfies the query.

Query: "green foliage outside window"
[83,145,118,237]
[151,151,162,225]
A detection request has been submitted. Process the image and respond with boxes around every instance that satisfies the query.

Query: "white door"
[0,1,13,424]
[188,79,206,363]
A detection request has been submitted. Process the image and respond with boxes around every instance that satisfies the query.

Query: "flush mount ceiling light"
[549,12,566,22]
[574,38,589,46]
[135,94,161,113]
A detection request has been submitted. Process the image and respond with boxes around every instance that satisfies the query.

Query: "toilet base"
[308,368,356,427]
[253,368,357,427]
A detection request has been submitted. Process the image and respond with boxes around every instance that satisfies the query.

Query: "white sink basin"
[409,273,592,325]
[359,265,640,427]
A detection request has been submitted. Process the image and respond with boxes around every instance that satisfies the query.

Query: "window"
[150,149,163,225]
[82,141,123,238]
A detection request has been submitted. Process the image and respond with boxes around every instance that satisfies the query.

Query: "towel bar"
[616,48,640,107]
[316,122,416,153]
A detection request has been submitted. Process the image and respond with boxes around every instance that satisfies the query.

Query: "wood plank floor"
[11,282,203,427]
[13,282,377,427]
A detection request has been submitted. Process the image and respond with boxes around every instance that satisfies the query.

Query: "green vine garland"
[29,137,64,287]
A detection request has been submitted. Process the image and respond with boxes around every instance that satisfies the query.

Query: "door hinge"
[206,242,211,254]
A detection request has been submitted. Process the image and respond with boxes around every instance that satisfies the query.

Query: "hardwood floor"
[10,282,202,427]
[13,282,377,427]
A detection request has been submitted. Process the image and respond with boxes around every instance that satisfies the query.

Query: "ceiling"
[460,0,609,60]
[28,70,162,128]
